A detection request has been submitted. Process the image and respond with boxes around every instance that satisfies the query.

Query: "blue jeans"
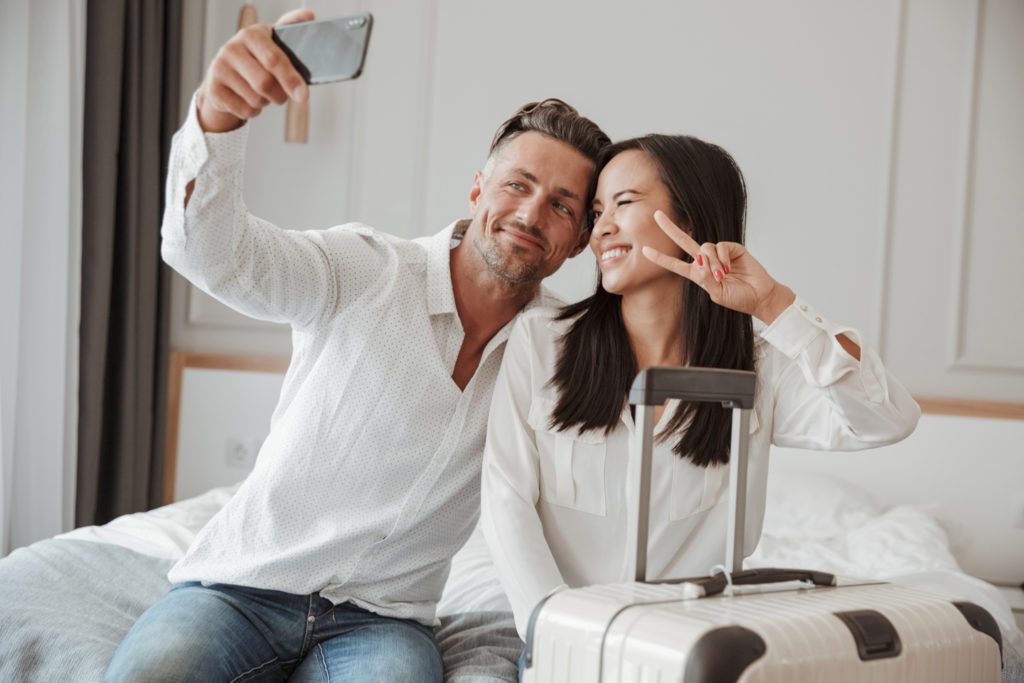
[104,582,442,682]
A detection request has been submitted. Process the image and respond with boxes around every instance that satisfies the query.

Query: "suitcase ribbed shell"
[525,581,1001,683]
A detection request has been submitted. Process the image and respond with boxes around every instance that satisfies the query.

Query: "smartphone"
[271,13,373,85]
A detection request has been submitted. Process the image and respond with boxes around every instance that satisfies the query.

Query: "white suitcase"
[522,367,1003,682]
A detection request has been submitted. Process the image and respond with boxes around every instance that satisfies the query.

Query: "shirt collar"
[425,221,462,316]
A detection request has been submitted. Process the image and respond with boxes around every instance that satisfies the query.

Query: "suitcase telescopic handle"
[628,366,756,409]
[626,367,756,583]
[657,567,838,597]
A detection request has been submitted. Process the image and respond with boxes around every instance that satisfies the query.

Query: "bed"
[1,467,1021,682]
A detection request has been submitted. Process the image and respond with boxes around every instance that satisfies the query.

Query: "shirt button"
[307,616,316,623]
[800,305,808,312]
[815,317,823,323]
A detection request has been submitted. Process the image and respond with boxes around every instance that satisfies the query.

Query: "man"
[104,8,608,682]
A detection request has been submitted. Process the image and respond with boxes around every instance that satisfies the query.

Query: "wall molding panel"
[338,0,367,221]
[411,0,438,235]
[948,0,986,370]
[948,0,1024,373]
[874,0,909,359]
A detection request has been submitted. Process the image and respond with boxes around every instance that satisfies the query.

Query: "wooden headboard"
[914,397,1024,421]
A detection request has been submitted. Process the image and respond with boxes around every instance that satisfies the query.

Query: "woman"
[479,134,920,641]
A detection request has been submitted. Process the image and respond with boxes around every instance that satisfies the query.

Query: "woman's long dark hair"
[548,135,754,467]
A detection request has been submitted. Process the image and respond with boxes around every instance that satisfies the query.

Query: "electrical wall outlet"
[225,436,259,469]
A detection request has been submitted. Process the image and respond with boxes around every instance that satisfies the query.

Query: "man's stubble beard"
[473,223,544,286]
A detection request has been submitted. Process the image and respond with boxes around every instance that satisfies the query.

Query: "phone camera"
[345,16,366,29]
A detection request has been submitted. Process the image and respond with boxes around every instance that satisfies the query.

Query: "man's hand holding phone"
[197,9,313,133]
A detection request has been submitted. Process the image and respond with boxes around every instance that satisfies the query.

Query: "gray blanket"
[0,538,520,682]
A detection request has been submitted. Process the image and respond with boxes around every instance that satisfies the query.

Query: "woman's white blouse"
[480,298,921,638]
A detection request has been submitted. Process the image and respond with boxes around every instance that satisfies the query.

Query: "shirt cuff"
[163,91,251,244]
[184,90,250,170]
[758,297,831,359]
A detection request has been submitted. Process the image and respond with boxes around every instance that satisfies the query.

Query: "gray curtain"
[78,0,183,525]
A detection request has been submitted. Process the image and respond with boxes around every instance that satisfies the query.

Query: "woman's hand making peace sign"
[641,210,796,326]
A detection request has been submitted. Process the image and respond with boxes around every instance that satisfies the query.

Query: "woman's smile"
[598,245,631,267]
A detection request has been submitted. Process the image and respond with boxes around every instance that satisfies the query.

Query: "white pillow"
[761,468,880,540]
[845,505,962,576]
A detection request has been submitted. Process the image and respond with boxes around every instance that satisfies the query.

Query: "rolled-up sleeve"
[480,316,568,639]
[161,91,245,263]
[760,297,921,450]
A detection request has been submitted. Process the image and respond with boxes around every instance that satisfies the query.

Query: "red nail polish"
[724,265,730,274]
[696,255,703,266]
[714,269,723,282]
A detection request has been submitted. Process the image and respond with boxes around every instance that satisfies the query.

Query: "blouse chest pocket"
[527,398,607,516]
[669,408,760,520]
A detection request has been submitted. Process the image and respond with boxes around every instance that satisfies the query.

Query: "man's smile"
[497,225,546,251]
